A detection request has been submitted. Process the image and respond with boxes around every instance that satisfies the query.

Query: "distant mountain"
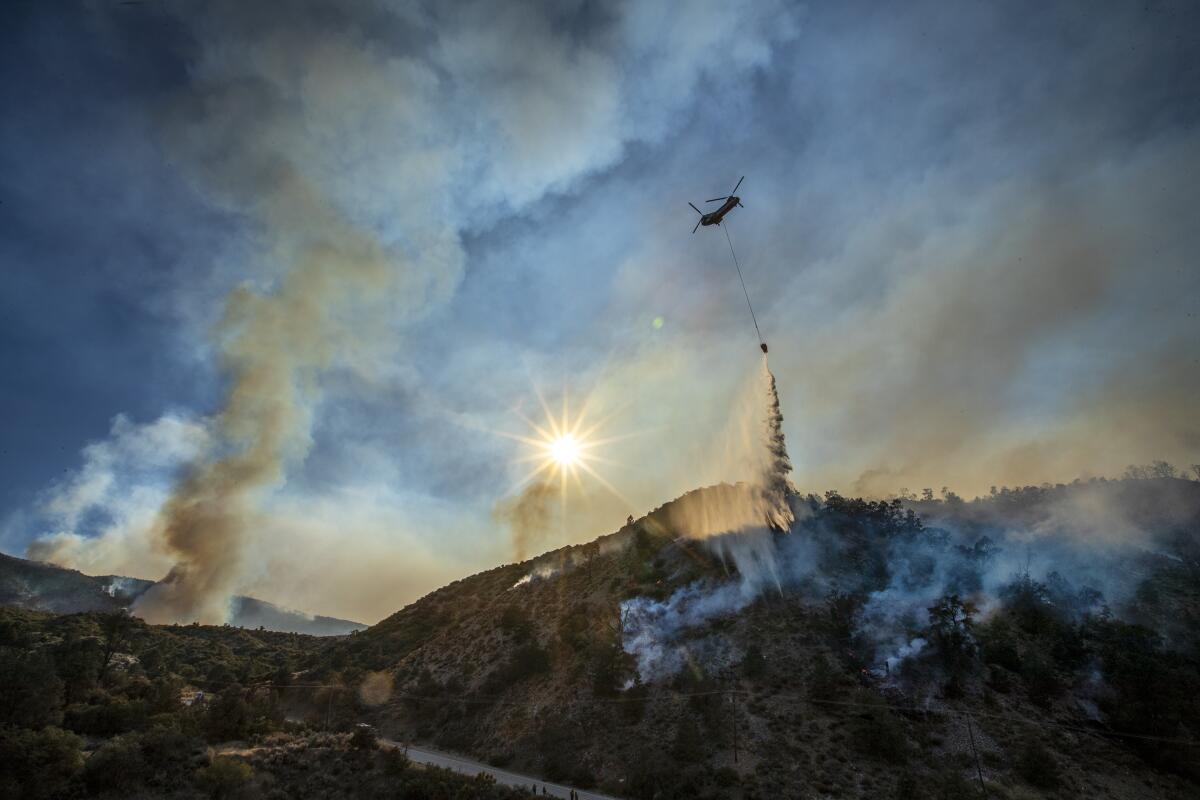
[0,552,366,636]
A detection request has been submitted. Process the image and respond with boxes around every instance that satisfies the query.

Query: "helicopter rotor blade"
[738,200,744,208]
[688,202,702,215]
[730,175,744,195]
[692,219,701,234]
[705,197,727,203]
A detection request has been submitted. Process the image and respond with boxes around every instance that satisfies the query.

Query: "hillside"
[0,477,1196,799]
[0,553,366,636]
[314,477,1200,799]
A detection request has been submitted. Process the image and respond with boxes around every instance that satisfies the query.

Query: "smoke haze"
[2,1,1196,623]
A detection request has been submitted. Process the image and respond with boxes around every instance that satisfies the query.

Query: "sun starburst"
[497,383,633,507]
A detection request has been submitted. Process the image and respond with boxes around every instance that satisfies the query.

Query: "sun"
[496,384,635,505]
[549,433,582,466]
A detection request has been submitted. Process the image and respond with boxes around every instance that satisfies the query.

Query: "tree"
[52,635,103,704]
[83,735,148,795]
[204,685,251,742]
[1149,460,1177,479]
[927,594,976,676]
[0,726,83,800]
[98,609,135,682]
[194,756,252,799]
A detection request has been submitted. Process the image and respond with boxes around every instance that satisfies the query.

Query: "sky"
[0,0,1197,624]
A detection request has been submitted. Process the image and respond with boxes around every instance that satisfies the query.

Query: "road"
[381,739,622,800]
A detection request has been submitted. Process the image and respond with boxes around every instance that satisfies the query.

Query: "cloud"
[26,413,209,579]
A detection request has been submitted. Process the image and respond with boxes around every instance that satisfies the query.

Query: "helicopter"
[689,175,744,234]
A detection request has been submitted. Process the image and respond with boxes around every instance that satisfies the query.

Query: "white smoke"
[621,359,796,680]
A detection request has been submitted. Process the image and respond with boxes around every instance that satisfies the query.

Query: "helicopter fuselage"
[700,195,740,226]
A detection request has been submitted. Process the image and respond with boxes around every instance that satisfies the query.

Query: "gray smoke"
[624,475,1200,683]
[494,480,556,563]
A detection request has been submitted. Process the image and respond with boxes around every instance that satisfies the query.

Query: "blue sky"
[1,0,1197,622]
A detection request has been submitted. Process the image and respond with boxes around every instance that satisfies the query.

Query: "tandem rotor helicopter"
[688,175,769,353]
[688,175,744,234]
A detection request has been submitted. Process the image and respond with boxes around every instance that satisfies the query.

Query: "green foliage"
[204,685,254,742]
[64,697,149,736]
[808,653,848,699]
[350,724,377,750]
[84,734,148,794]
[977,616,1022,672]
[1015,740,1060,789]
[713,766,739,788]
[670,713,704,763]
[491,642,550,688]
[1019,649,1060,708]
[824,590,864,643]
[741,642,766,678]
[0,726,83,800]
[556,604,593,652]
[850,693,909,764]
[52,635,104,703]
[195,755,253,799]
[926,594,976,676]
[498,605,533,642]
[0,648,63,728]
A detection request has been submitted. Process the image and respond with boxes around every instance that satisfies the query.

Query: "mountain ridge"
[0,551,366,636]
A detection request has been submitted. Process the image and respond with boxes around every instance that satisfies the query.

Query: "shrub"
[350,725,377,751]
[0,726,83,800]
[713,766,739,787]
[1015,740,1060,789]
[742,643,766,678]
[195,756,253,799]
[671,714,704,763]
[498,605,533,642]
[64,698,149,736]
[1020,650,1060,708]
[84,735,148,794]
[0,650,63,729]
[851,697,909,764]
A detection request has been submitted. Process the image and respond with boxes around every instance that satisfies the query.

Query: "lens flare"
[496,383,636,507]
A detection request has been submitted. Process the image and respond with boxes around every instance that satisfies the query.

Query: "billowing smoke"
[134,195,395,623]
[624,474,1200,682]
[24,1,802,623]
[494,480,556,562]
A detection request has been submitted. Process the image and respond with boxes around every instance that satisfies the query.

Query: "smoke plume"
[494,480,556,563]
[135,183,395,624]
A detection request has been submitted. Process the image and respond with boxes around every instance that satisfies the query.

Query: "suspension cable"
[722,222,763,347]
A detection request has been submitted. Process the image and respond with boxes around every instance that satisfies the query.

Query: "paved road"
[381,740,622,800]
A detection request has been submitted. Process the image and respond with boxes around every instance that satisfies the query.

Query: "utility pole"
[965,713,988,799]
